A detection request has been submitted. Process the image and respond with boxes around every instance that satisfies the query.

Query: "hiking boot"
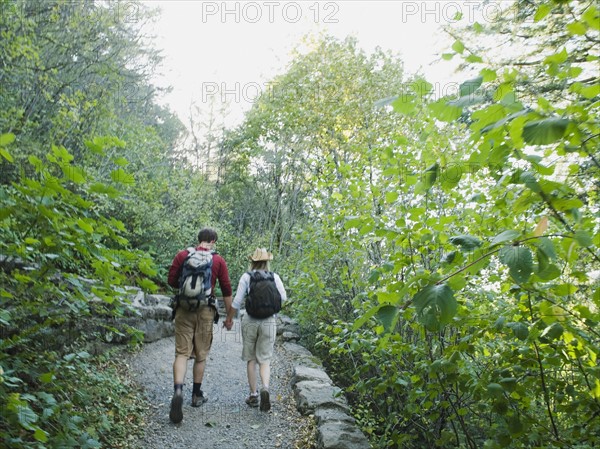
[169,390,183,423]
[191,391,208,407]
[259,388,270,412]
[245,393,259,407]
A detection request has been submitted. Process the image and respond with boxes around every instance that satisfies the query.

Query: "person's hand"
[223,317,233,331]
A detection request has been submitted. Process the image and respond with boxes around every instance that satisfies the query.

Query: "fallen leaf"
[534,216,548,237]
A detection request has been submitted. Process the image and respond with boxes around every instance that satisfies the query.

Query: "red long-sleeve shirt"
[167,246,233,297]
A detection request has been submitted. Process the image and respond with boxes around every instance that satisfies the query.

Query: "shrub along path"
[129,318,316,448]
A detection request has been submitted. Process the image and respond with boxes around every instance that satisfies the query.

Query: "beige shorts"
[241,314,277,364]
[174,305,216,361]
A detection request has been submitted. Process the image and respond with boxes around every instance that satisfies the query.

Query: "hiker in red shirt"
[167,228,233,424]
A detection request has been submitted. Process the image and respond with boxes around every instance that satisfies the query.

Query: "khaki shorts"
[174,305,216,361]
[241,314,277,364]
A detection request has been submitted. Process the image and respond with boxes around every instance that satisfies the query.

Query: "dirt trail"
[129,318,314,448]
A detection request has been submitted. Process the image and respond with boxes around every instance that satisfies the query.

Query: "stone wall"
[277,316,372,449]
[123,290,175,343]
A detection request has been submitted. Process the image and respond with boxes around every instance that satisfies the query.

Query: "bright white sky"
[146,1,490,128]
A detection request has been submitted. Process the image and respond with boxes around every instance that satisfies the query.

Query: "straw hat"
[249,248,273,261]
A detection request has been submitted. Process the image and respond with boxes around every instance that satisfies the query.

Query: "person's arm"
[167,250,187,288]
[213,255,234,328]
[224,273,249,329]
[274,273,287,302]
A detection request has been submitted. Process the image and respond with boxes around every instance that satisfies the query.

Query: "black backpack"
[245,271,282,319]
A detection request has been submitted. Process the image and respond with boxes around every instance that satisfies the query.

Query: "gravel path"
[129,317,316,448]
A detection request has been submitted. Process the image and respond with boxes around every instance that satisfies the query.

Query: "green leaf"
[481,68,497,82]
[376,305,399,333]
[413,284,457,331]
[499,377,517,393]
[544,48,568,65]
[344,217,362,230]
[410,78,433,97]
[465,54,484,63]
[574,230,594,247]
[423,163,439,189]
[441,53,454,61]
[536,263,561,281]
[471,104,507,132]
[138,259,158,277]
[34,428,49,443]
[0,133,16,146]
[449,235,482,251]
[507,322,529,341]
[0,148,13,162]
[499,246,533,283]
[28,155,44,172]
[522,118,570,145]
[440,164,463,190]
[447,94,486,108]
[583,5,600,30]
[553,283,577,296]
[487,383,504,398]
[51,145,74,163]
[16,405,38,430]
[89,183,122,198]
[494,316,506,330]
[61,165,86,184]
[428,99,462,122]
[459,76,483,97]
[519,171,542,193]
[368,270,380,283]
[490,230,520,246]
[392,95,417,115]
[114,157,129,166]
[39,372,55,383]
[447,275,466,292]
[534,4,552,22]
[567,21,588,35]
[353,304,382,330]
[580,84,600,99]
[452,40,465,54]
[84,139,105,154]
[137,278,158,293]
[540,322,564,341]
[77,219,94,234]
[110,168,135,185]
[385,191,399,203]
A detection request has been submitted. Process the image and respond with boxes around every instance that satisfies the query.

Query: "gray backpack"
[177,248,213,312]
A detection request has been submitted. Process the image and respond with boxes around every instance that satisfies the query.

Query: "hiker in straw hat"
[224,248,287,412]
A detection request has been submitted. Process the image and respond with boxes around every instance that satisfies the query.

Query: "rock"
[277,314,301,336]
[139,305,173,321]
[137,319,175,343]
[292,365,332,385]
[314,406,356,425]
[128,288,145,307]
[317,421,371,449]
[293,380,348,415]
[282,342,323,369]
[144,294,172,307]
[283,342,313,358]
[282,331,301,341]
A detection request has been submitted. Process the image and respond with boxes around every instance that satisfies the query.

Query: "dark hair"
[198,228,218,243]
